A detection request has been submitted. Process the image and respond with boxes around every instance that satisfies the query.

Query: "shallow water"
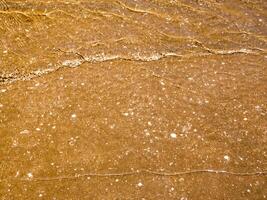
[0,0,267,199]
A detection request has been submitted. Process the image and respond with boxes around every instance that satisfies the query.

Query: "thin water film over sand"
[0,0,267,199]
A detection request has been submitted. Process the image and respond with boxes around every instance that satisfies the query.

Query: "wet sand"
[0,0,267,199]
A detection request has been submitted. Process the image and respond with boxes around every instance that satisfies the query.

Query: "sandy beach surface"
[0,0,266,199]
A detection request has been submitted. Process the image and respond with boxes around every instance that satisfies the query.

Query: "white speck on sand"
[122,112,129,116]
[20,130,30,134]
[137,182,143,187]
[15,171,20,177]
[170,132,177,139]
[27,172,33,179]
[224,155,230,161]
[144,130,150,136]
[71,114,77,118]
[109,124,116,129]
